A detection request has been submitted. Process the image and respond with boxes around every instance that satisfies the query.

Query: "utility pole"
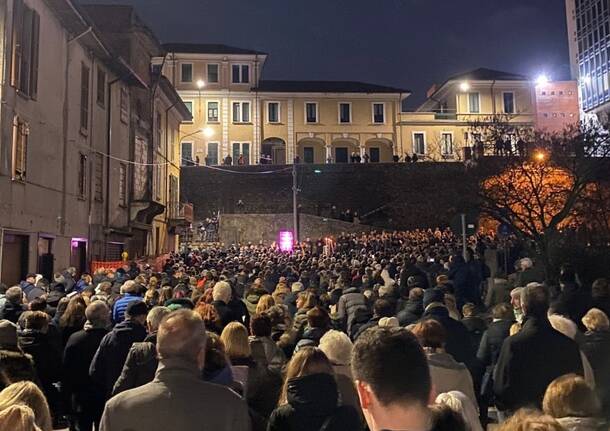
[292,162,298,243]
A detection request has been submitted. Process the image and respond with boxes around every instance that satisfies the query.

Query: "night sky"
[82,0,570,109]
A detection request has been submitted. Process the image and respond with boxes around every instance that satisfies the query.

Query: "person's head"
[319,329,353,366]
[20,311,48,333]
[144,289,159,307]
[212,281,231,304]
[291,281,304,293]
[497,409,564,431]
[146,306,171,333]
[411,319,446,350]
[461,303,476,318]
[125,301,148,325]
[250,313,272,337]
[520,258,533,271]
[296,291,317,310]
[429,403,466,431]
[0,381,52,431]
[582,308,610,332]
[492,303,514,321]
[59,295,87,329]
[255,294,275,314]
[306,306,330,329]
[521,283,549,318]
[409,287,424,301]
[0,320,19,351]
[194,302,220,329]
[28,298,47,312]
[156,309,207,369]
[434,391,480,431]
[352,327,431,431]
[592,278,609,298]
[5,287,23,306]
[24,274,36,284]
[220,322,250,361]
[510,287,524,309]
[121,280,137,295]
[85,300,109,328]
[543,374,601,419]
[279,347,333,404]
[373,299,394,318]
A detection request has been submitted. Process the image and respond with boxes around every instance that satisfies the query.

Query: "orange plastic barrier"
[90,261,125,273]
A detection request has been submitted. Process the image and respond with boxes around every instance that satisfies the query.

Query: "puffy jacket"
[267,373,362,431]
[111,294,142,323]
[335,288,367,334]
[112,334,158,396]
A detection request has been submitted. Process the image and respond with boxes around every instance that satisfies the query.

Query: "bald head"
[85,301,110,327]
[157,309,207,368]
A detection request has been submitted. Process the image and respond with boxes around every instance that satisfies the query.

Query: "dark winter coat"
[461,316,488,353]
[0,302,25,323]
[582,330,610,417]
[112,333,158,396]
[477,319,513,368]
[267,373,362,431]
[335,288,367,334]
[551,284,593,331]
[63,327,108,409]
[212,300,238,328]
[89,319,147,399]
[396,298,423,326]
[448,258,478,308]
[20,281,45,302]
[494,315,584,412]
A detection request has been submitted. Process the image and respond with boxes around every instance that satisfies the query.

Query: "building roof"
[255,80,409,94]
[163,43,267,55]
[446,67,530,82]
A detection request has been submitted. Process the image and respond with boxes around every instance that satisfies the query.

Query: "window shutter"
[29,10,40,98]
[10,0,24,88]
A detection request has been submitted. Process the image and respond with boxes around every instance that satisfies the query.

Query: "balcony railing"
[168,202,194,224]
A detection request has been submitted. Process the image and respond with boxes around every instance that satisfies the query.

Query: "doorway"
[369,147,380,163]
[70,240,87,276]
[261,138,286,164]
[37,237,54,281]
[335,147,348,163]
[2,233,29,286]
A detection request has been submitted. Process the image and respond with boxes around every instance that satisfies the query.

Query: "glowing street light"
[202,127,214,138]
[459,81,470,92]
[534,151,546,162]
[535,74,549,86]
[196,79,205,89]
[581,75,592,85]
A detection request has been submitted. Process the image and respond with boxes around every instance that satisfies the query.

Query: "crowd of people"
[0,229,608,431]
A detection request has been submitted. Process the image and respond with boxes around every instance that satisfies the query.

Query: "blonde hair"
[279,347,333,405]
[543,374,601,419]
[582,308,610,332]
[498,408,564,431]
[220,322,251,360]
[510,322,522,336]
[0,381,52,431]
[0,404,38,431]
[255,294,275,314]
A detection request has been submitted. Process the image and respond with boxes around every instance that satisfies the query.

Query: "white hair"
[435,391,483,431]
[291,281,304,293]
[319,329,353,366]
[212,281,232,304]
[520,258,533,270]
[147,306,171,331]
[378,317,399,328]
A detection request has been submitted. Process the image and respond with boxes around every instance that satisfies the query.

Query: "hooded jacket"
[335,287,367,334]
[267,373,362,431]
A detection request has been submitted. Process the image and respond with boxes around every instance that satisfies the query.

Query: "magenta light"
[279,230,294,252]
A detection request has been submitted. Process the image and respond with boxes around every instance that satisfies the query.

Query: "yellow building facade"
[160,44,408,164]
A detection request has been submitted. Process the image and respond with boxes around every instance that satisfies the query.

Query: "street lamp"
[535,74,549,86]
[459,81,470,92]
[196,79,205,89]
[203,127,214,138]
[534,151,546,163]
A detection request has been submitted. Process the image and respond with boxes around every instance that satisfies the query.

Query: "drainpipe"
[104,78,120,259]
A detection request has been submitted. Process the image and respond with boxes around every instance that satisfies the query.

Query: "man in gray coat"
[99,309,250,431]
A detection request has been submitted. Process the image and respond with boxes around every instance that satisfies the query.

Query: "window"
[468,93,480,113]
[80,64,90,132]
[339,103,351,123]
[120,86,129,123]
[97,67,106,107]
[413,132,426,155]
[207,64,219,83]
[10,0,40,98]
[267,102,280,123]
[232,143,250,164]
[155,162,163,201]
[156,112,162,148]
[170,130,176,162]
[305,102,318,123]
[180,63,193,82]
[503,92,515,114]
[181,142,193,166]
[94,153,103,201]
[206,142,219,165]
[441,132,453,156]
[231,64,249,83]
[183,101,193,122]
[12,116,28,181]
[372,103,385,123]
[303,147,314,164]
[119,163,127,206]
[78,154,87,198]
[232,101,251,123]
[207,101,219,122]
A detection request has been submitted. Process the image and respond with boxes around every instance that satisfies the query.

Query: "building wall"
[534,81,580,132]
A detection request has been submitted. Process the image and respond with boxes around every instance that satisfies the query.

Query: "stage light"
[279,230,294,252]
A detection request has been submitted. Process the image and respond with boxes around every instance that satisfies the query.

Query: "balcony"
[168,202,194,226]
[434,111,457,120]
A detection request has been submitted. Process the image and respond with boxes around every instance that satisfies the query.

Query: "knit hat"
[423,288,445,309]
[0,320,19,350]
[125,301,148,318]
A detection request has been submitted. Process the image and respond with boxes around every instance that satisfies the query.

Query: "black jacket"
[396,298,423,326]
[461,316,487,353]
[477,319,513,368]
[89,320,146,399]
[582,330,610,416]
[112,333,158,396]
[212,300,238,328]
[551,284,592,331]
[494,315,584,412]
[0,302,24,323]
[267,373,362,431]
